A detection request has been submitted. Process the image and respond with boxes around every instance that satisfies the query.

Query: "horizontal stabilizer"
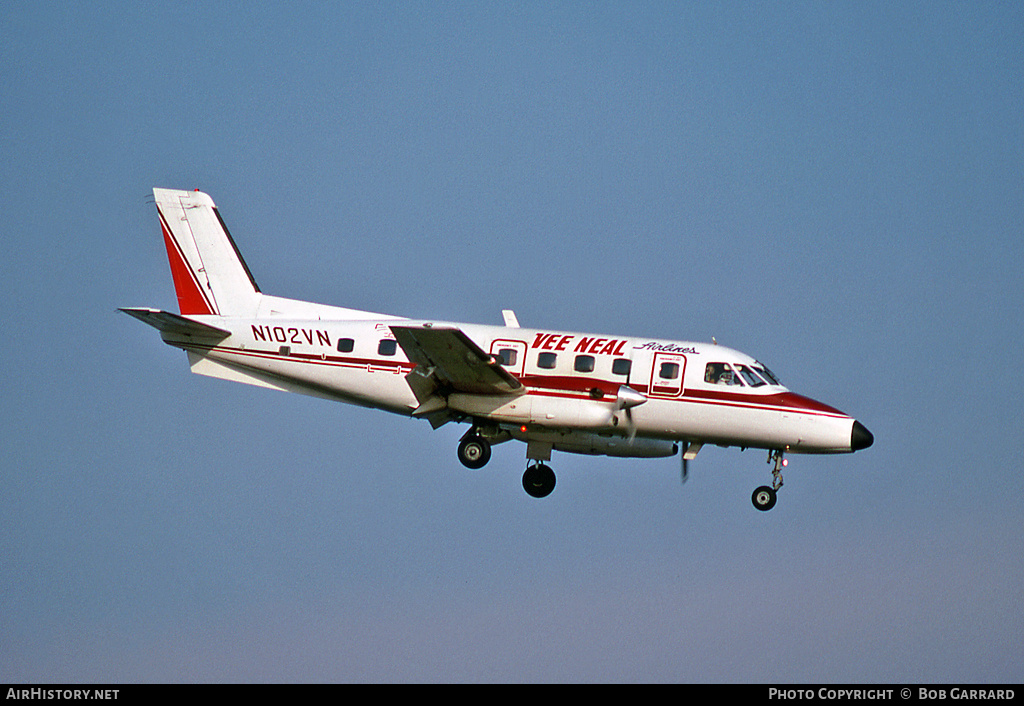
[119,307,230,339]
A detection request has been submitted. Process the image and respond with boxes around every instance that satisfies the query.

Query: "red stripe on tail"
[159,214,216,315]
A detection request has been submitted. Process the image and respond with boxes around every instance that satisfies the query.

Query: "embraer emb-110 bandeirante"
[122,188,873,510]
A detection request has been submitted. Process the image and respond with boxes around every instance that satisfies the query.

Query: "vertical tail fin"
[154,188,261,317]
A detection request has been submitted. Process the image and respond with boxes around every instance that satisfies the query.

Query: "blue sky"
[2,1,1022,683]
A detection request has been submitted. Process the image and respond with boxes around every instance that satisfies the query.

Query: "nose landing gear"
[752,449,786,511]
[751,485,777,511]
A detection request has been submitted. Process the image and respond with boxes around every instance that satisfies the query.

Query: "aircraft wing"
[390,325,523,396]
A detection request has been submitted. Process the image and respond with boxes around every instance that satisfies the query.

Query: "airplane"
[122,188,873,511]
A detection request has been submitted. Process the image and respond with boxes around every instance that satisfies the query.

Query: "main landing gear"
[522,462,556,498]
[752,449,786,512]
[456,427,558,498]
[457,431,491,470]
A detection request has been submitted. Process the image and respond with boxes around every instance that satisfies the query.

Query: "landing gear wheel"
[752,485,777,512]
[522,463,556,498]
[457,436,491,469]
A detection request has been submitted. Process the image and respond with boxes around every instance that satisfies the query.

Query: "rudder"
[154,188,261,317]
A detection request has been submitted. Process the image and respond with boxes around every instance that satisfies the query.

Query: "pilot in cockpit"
[705,362,738,385]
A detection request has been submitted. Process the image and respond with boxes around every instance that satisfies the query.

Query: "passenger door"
[490,339,527,378]
[649,352,686,398]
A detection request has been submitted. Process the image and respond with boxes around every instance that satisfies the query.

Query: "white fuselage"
[172,311,860,457]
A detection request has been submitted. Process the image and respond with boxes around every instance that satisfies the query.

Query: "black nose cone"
[851,421,874,451]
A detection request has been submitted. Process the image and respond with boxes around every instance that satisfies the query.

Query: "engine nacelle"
[509,426,678,458]
[556,433,678,458]
[448,392,615,429]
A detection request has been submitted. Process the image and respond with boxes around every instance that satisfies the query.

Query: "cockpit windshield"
[705,361,783,388]
[736,364,767,387]
[752,362,781,386]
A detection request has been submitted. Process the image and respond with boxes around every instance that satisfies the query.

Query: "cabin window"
[705,362,741,385]
[497,348,517,366]
[337,337,355,353]
[378,339,397,356]
[612,358,632,376]
[537,352,557,369]
[737,364,767,387]
[574,355,595,373]
[659,362,680,380]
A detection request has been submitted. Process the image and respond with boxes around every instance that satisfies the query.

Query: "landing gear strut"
[752,449,786,512]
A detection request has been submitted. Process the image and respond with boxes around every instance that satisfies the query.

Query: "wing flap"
[390,325,523,396]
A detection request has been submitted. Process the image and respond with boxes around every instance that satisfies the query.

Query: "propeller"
[614,384,646,441]
[610,360,647,441]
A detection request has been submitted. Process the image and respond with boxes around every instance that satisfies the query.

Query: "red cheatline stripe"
[184,343,849,419]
